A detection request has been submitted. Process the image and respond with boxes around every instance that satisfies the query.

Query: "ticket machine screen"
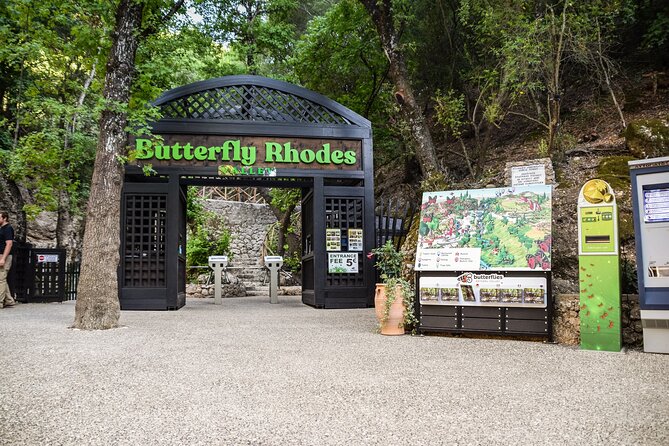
[643,184,669,223]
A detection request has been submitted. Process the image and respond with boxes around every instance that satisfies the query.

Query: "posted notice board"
[415,185,552,271]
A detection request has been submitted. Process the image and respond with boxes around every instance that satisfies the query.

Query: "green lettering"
[135,139,154,159]
[331,150,344,164]
[343,151,356,165]
[316,144,331,164]
[284,142,299,163]
[241,146,256,166]
[171,143,183,160]
[300,149,316,163]
[155,144,171,160]
[265,142,283,162]
[194,146,208,161]
[183,143,194,161]
[222,140,239,162]
[208,146,222,161]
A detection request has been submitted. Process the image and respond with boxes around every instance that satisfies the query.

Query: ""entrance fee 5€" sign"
[328,253,359,273]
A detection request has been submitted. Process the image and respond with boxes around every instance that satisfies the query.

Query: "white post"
[208,256,228,305]
[264,256,283,304]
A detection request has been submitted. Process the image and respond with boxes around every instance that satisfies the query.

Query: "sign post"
[577,179,621,351]
[264,256,283,304]
[208,256,228,305]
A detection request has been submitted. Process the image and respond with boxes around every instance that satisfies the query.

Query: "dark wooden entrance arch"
[121,75,375,310]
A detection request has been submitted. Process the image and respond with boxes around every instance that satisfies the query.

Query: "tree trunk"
[359,0,442,178]
[73,0,144,329]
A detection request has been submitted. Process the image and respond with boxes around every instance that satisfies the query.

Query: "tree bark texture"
[359,0,442,178]
[73,0,144,329]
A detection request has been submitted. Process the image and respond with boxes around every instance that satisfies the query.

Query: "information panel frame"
[415,185,552,272]
[415,185,553,339]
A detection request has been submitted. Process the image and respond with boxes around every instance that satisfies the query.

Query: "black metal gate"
[24,249,66,303]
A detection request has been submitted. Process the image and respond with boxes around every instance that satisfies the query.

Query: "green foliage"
[185,188,233,267]
[0,0,111,217]
[292,0,401,163]
[369,240,403,281]
[186,187,206,229]
[381,277,418,334]
[187,225,232,267]
[282,252,301,272]
[269,188,300,212]
[433,90,466,139]
[132,27,245,107]
[194,0,299,75]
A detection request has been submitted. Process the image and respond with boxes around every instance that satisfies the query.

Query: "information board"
[415,186,552,271]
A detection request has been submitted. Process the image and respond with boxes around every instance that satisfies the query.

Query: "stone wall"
[203,200,277,278]
[552,293,643,349]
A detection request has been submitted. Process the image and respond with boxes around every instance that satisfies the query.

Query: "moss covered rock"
[596,156,636,242]
[622,117,669,158]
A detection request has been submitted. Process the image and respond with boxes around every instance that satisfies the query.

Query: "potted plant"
[368,240,417,335]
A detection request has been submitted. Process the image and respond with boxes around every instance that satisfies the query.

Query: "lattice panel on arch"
[159,85,352,125]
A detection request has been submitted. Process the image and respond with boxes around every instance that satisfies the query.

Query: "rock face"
[0,173,26,241]
[203,200,277,282]
[623,117,669,158]
[0,172,83,260]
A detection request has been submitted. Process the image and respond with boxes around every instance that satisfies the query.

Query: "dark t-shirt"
[0,223,14,256]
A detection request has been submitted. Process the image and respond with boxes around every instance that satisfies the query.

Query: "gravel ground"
[1,296,668,446]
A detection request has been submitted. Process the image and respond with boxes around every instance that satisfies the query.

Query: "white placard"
[37,254,59,263]
[511,164,546,186]
[326,229,341,251]
[415,248,481,271]
[348,229,363,251]
[328,253,358,273]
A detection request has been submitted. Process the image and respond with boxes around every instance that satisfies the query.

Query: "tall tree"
[73,0,184,329]
[358,0,442,178]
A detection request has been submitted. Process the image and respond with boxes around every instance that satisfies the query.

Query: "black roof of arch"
[152,75,371,129]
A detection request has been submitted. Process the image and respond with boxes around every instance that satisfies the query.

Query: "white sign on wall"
[348,228,363,251]
[328,252,359,273]
[511,164,546,186]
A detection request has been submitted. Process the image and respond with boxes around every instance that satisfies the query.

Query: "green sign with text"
[133,136,361,171]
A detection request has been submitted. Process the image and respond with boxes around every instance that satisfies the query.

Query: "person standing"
[0,211,16,308]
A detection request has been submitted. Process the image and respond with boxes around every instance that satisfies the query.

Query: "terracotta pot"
[374,284,386,323]
[374,283,405,336]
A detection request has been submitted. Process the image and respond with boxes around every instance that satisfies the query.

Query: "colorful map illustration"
[415,186,552,271]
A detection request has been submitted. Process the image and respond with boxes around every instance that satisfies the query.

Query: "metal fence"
[375,198,416,250]
[64,262,80,301]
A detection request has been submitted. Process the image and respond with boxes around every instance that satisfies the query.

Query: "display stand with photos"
[414,186,553,339]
